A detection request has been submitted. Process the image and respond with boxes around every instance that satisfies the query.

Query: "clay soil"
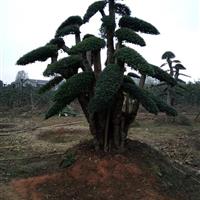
[0,112,200,200]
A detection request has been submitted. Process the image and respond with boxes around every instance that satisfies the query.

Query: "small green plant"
[59,153,76,168]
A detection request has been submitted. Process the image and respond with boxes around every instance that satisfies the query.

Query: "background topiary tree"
[17,0,177,152]
[160,51,189,106]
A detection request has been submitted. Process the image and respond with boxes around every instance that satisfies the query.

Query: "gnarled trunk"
[88,90,126,152]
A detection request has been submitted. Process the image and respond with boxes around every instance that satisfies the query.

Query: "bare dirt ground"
[0,112,199,200]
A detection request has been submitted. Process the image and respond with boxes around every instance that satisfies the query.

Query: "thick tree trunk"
[88,91,126,152]
[91,115,127,152]
[167,58,174,77]
[120,75,147,140]
[112,91,125,149]
[93,50,102,79]
[51,53,58,63]
[75,32,81,44]
[107,0,115,64]
[89,112,107,150]
[86,51,93,66]
[78,95,90,122]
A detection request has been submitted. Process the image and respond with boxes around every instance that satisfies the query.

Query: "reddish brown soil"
[10,142,181,200]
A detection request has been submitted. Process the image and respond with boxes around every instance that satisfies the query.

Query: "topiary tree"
[161,51,189,106]
[17,0,177,152]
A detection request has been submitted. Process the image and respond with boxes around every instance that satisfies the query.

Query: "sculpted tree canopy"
[17,0,177,152]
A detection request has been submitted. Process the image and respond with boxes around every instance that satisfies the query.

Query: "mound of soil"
[10,140,200,200]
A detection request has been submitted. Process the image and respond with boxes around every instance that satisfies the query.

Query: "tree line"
[0,82,53,111]
[148,80,200,107]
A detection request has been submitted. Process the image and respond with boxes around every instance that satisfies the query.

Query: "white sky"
[0,0,199,84]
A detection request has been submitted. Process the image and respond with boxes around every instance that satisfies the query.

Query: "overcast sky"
[0,0,199,84]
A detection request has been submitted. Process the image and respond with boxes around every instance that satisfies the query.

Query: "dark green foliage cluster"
[115,28,146,46]
[83,1,107,23]
[89,64,123,113]
[115,48,176,85]
[55,25,80,38]
[54,72,95,103]
[150,65,177,86]
[123,81,159,114]
[83,34,95,40]
[60,153,76,168]
[43,55,83,77]
[45,101,66,119]
[101,16,116,32]
[46,72,95,119]
[61,16,83,26]
[69,36,105,54]
[123,77,177,116]
[119,16,159,35]
[114,3,131,16]
[38,76,63,94]
[123,74,135,84]
[162,51,175,59]
[16,45,58,65]
[100,16,116,38]
[55,16,82,38]
[149,93,177,116]
[56,16,82,33]
[114,47,154,75]
[47,38,65,48]
[174,64,186,70]
[145,86,177,116]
